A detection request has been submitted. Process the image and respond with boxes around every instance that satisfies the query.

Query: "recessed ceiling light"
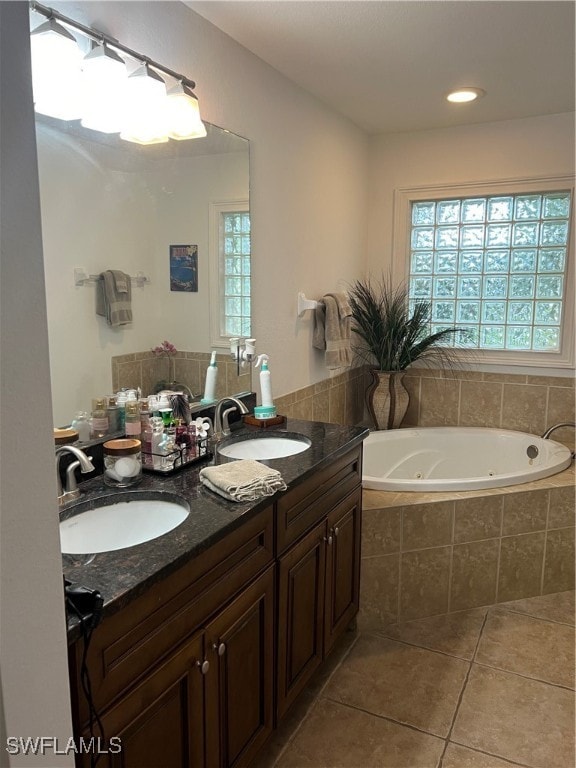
[446,87,486,104]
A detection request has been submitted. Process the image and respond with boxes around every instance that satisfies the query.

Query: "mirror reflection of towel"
[96,270,132,326]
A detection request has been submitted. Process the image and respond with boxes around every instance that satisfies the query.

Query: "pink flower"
[152,340,177,357]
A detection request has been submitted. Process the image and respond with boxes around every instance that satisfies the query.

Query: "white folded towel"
[199,459,287,502]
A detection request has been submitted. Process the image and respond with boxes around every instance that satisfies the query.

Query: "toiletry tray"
[141,447,213,476]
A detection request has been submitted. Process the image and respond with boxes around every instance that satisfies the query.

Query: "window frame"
[392,175,575,369]
[208,199,251,349]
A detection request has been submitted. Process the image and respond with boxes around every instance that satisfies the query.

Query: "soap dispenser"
[254,354,276,419]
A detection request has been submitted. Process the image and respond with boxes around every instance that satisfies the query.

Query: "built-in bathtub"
[362,427,573,492]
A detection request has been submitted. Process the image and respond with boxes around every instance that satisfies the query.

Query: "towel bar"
[74,268,150,288]
[297,292,321,317]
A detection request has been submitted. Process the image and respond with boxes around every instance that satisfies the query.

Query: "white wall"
[1,1,368,758]
[0,4,74,765]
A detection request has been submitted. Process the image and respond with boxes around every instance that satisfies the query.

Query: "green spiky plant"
[348,275,463,371]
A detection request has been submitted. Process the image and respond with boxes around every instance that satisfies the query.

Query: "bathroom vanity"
[63,418,367,767]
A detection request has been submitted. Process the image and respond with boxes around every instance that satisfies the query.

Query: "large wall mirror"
[35,116,250,426]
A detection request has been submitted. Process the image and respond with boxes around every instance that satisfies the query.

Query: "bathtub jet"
[362,427,573,492]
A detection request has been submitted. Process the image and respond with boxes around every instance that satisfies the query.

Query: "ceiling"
[186,0,575,135]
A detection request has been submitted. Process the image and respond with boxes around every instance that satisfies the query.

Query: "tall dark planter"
[366,370,409,430]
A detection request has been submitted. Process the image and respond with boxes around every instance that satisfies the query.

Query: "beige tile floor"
[256,590,575,768]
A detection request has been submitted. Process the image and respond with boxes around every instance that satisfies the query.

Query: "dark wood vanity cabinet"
[275,446,362,719]
[68,444,363,767]
[69,506,275,768]
[276,486,362,719]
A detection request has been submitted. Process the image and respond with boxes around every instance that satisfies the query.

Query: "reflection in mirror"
[35,116,251,426]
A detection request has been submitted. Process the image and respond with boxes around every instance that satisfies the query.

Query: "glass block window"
[221,211,251,337]
[409,191,572,352]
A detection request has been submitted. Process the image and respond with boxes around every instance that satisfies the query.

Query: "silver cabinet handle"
[196,659,210,675]
[333,526,340,537]
[213,642,226,657]
[323,535,333,546]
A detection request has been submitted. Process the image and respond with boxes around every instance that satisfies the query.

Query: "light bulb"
[81,43,128,133]
[120,63,169,144]
[30,18,84,120]
[446,87,486,104]
[165,82,207,140]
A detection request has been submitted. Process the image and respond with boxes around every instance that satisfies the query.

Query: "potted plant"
[348,274,462,430]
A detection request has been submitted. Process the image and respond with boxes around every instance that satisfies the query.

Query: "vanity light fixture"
[446,87,486,103]
[29,1,206,144]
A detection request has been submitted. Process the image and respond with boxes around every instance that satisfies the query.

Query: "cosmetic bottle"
[71,411,91,442]
[150,416,165,470]
[125,400,141,439]
[141,415,153,467]
[254,354,277,419]
[116,391,128,432]
[201,352,218,404]
[91,398,109,438]
[106,396,121,434]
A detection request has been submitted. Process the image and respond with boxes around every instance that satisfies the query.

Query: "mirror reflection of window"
[210,201,251,345]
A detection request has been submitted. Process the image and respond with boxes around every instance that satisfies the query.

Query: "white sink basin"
[60,496,190,554]
[217,433,311,460]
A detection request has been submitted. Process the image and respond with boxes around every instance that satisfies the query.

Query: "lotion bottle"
[201,351,218,404]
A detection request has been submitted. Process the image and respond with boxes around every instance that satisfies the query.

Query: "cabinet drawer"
[276,447,362,554]
[70,504,274,726]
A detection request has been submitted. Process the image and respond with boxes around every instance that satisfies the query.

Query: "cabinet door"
[204,566,274,768]
[277,520,326,720]
[324,488,362,655]
[81,631,205,768]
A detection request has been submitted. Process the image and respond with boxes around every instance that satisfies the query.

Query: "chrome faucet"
[213,397,249,438]
[541,422,576,439]
[55,445,95,507]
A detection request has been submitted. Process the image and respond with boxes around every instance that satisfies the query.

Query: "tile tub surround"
[273,366,574,448]
[274,367,366,426]
[360,465,574,627]
[257,591,575,768]
[401,368,575,451]
[111,350,251,401]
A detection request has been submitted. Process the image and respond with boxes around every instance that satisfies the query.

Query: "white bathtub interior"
[362,427,573,492]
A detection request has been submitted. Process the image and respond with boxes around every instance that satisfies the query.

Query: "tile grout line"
[397,508,404,621]
[539,489,551,595]
[319,694,448,742]
[437,609,490,768]
[471,659,576,693]
[446,502,455,612]
[447,739,533,768]
[498,604,575,628]
[371,625,486,664]
[494,496,504,602]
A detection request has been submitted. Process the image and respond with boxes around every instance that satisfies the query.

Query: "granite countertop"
[63,418,368,641]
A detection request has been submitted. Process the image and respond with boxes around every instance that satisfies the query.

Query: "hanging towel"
[313,292,352,369]
[199,459,287,502]
[96,270,132,326]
